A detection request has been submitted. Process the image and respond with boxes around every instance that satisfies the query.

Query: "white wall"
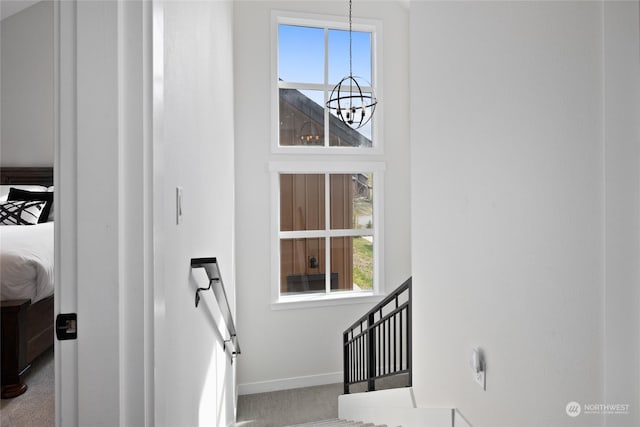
[410,2,605,426]
[603,2,640,427]
[233,1,411,393]
[1,1,53,166]
[154,1,237,426]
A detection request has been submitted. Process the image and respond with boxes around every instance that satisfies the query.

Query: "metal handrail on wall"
[343,277,412,394]
[191,257,241,360]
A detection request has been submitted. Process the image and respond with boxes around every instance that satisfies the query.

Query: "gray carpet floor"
[0,349,55,427]
[0,351,342,427]
[236,383,343,427]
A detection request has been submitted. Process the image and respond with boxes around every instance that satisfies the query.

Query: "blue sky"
[279,24,374,140]
[278,24,372,85]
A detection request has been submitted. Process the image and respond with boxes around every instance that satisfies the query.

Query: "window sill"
[271,291,384,311]
[271,145,384,156]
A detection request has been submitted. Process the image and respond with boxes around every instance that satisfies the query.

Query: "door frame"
[53,1,155,425]
[53,1,78,424]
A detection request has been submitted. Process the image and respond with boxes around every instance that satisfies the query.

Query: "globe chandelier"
[326,0,377,130]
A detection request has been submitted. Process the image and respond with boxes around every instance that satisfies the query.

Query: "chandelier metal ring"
[326,76,377,129]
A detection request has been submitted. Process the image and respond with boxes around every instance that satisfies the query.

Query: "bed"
[0,167,55,399]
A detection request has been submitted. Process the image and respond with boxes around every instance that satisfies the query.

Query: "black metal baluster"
[360,332,363,381]
[407,282,412,387]
[367,313,376,391]
[381,319,384,376]
[361,334,364,382]
[399,310,403,371]
[377,322,381,378]
[383,318,387,375]
[350,333,355,385]
[365,333,369,386]
[357,334,360,383]
[353,334,357,382]
[394,296,398,374]
[360,334,364,382]
[343,331,349,394]
[387,318,390,375]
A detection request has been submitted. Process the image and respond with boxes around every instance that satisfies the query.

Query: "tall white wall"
[154,1,237,426]
[233,1,410,392]
[410,2,605,426]
[0,1,53,166]
[603,2,640,427]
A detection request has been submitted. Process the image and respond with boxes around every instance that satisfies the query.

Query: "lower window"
[272,164,383,301]
[280,235,374,295]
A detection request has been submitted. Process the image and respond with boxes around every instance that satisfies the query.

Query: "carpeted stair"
[287,419,389,427]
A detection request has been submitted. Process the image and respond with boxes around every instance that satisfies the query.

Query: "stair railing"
[191,257,241,362]
[343,277,412,394]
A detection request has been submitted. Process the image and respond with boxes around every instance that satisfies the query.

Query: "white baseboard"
[238,371,342,395]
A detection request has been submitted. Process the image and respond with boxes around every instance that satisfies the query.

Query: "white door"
[54,1,152,426]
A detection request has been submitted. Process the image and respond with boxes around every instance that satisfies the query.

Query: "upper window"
[273,13,381,153]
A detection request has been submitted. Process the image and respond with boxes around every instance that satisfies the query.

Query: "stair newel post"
[367,311,376,392]
[407,280,413,388]
[343,330,350,394]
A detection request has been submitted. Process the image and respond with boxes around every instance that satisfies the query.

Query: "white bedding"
[0,222,54,302]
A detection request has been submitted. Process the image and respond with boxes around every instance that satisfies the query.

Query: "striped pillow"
[0,200,47,225]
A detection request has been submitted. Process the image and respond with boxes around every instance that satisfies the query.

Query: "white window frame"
[270,161,386,309]
[271,10,384,155]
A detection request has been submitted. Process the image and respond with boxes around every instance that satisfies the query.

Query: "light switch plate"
[475,369,486,390]
[471,348,486,391]
[176,187,183,224]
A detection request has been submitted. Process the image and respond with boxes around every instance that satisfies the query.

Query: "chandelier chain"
[325,0,377,131]
[349,0,353,78]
